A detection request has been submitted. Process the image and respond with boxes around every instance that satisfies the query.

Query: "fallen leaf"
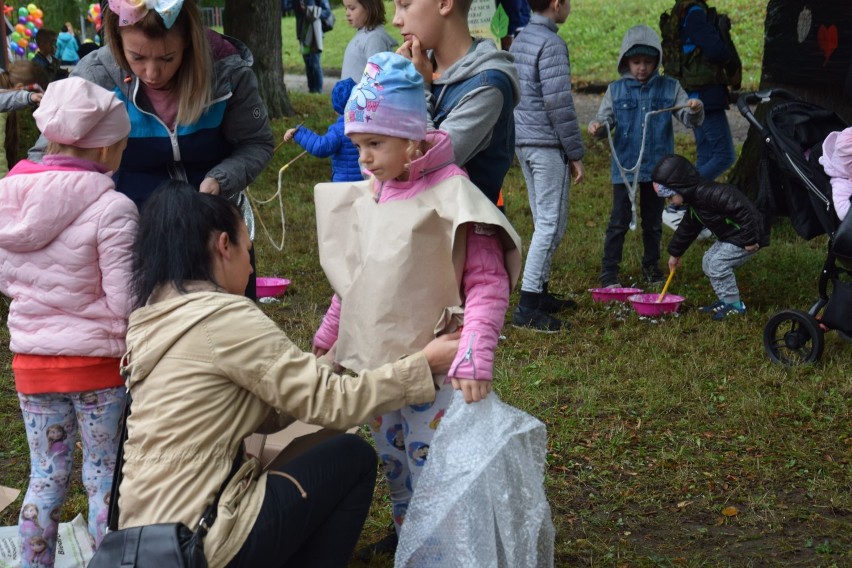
[677,500,692,509]
[722,506,738,517]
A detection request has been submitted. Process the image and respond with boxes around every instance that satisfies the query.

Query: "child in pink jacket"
[311,52,521,544]
[0,77,137,567]
[819,126,852,222]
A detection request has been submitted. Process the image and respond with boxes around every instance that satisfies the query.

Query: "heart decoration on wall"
[817,24,838,66]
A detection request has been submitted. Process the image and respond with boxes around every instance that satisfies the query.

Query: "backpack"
[659,0,742,91]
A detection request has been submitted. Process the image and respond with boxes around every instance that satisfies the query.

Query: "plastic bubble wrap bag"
[395,391,554,567]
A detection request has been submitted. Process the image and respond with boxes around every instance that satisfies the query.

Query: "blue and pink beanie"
[344,52,427,141]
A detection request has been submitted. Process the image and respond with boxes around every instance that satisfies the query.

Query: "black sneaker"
[644,268,666,287]
[538,291,577,313]
[355,528,398,560]
[512,305,567,332]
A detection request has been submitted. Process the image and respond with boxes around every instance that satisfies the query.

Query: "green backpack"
[659,0,742,91]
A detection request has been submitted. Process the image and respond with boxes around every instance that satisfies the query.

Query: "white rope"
[604,105,689,231]
[244,150,307,252]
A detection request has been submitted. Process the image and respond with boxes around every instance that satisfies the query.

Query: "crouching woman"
[117,181,459,567]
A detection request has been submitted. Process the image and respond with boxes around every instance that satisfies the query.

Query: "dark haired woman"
[118,181,459,567]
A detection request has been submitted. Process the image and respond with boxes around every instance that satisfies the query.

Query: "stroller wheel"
[763,310,825,365]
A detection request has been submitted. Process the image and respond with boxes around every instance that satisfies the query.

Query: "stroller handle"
[736,88,801,134]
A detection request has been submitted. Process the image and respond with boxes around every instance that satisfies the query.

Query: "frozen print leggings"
[17,387,125,568]
[369,382,454,532]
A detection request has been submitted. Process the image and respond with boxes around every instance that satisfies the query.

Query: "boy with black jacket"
[652,154,769,320]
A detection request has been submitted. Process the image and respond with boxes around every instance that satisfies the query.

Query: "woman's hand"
[422,331,460,374]
[687,98,703,112]
[569,160,584,184]
[587,121,601,136]
[451,378,491,403]
[200,177,221,195]
[745,243,759,253]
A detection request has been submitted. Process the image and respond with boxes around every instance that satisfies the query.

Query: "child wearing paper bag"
[311,52,522,550]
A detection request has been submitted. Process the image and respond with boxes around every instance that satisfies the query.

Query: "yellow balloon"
[27,4,37,14]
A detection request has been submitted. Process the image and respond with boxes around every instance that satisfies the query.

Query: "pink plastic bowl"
[256,277,290,298]
[628,293,685,316]
[589,287,645,302]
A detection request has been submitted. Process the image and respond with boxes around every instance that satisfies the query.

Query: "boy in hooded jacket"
[282,78,362,182]
[589,24,703,289]
[652,154,768,320]
[393,0,521,209]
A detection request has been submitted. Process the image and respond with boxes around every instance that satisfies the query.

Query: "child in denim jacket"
[589,24,703,288]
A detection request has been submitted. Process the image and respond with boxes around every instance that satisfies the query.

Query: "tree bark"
[224,0,294,118]
[730,0,851,198]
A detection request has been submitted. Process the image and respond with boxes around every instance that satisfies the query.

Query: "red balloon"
[33,18,42,28]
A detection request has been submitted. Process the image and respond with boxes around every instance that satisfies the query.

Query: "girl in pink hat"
[0,76,138,566]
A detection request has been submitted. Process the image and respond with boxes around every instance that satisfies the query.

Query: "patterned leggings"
[17,387,125,568]
[369,383,454,532]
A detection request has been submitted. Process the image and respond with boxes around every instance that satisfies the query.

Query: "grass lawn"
[2,1,851,566]
[281,0,766,90]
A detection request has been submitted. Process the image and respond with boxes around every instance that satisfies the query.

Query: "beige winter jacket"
[118,285,439,567]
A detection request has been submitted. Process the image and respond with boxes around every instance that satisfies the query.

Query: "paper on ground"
[0,514,94,568]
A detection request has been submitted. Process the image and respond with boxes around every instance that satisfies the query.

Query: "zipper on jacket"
[449,332,476,378]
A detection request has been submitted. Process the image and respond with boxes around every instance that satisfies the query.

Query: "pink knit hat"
[34,77,130,148]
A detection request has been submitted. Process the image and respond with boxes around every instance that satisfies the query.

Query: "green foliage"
[490,4,509,40]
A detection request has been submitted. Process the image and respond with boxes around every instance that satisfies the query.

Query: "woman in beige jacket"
[117,181,459,567]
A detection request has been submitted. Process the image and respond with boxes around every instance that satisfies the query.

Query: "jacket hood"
[124,285,238,390]
[0,162,112,252]
[434,38,520,105]
[652,154,702,200]
[618,24,662,77]
[819,129,852,179]
[402,129,456,182]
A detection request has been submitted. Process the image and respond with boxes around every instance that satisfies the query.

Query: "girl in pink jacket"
[311,52,521,544]
[0,77,137,567]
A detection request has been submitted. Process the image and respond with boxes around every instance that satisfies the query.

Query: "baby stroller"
[738,89,852,365]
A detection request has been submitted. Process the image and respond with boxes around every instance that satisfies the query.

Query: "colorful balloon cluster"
[8,4,44,60]
[87,3,102,30]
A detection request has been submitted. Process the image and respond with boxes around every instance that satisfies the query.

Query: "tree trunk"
[224,0,294,118]
[730,0,851,199]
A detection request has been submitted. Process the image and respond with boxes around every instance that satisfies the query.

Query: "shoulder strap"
[106,393,243,534]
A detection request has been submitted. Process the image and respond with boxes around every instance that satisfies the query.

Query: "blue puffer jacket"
[294,117,361,182]
[510,14,583,161]
[294,78,362,182]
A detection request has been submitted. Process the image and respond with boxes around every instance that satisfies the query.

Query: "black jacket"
[652,154,769,257]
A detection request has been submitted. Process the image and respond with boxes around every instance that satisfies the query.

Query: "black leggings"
[227,434,378,568]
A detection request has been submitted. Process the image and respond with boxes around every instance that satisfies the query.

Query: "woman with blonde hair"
[29,0,274,297]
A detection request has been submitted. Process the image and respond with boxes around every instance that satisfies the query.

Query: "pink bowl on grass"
[589,287,644,302]
[628,293,685,316]
[256,277,290,298]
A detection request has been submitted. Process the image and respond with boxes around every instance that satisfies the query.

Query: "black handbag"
[88,395,240,568]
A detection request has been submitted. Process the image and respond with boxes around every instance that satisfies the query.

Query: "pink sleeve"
[831,177,852,221]
[313,293,341,350]
[448,224,510,381]
[98,196,139,318]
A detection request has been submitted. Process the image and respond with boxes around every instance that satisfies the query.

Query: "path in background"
[283,73,750,145]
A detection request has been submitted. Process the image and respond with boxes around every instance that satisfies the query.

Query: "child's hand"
[451,378,491,403]
[745,243,759,253]
[282,127,298,143]
[397,36,432,87]
[588,121,601,136]
[569,160,584,184]
[687,99,703,112]
[668,255,682,272]
[28,92,43,105]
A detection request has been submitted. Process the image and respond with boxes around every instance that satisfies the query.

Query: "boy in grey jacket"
[509,0,584,332]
